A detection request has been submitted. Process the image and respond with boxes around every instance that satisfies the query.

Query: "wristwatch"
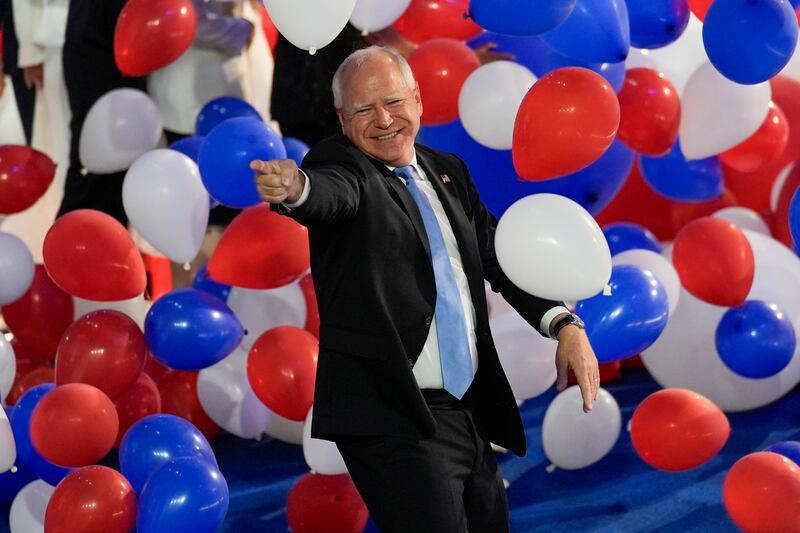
[551,313,585,341]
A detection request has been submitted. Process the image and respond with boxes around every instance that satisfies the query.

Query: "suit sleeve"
[458,157,565,336]
[272,143,363,226]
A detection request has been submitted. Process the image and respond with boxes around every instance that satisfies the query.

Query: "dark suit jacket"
[276,134,560,456]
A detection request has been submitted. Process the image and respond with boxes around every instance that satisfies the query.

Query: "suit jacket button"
[425,315,433,326]
[408,357,414,367]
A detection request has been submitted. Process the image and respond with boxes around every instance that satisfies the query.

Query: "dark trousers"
[336,391,510,533]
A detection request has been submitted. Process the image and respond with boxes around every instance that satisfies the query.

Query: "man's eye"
[388,100,403,106]
[355,109,370,115]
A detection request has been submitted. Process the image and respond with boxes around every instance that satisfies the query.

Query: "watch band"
[552,313,583,341]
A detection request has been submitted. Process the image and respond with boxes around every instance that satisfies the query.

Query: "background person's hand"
[474,43,515,65]
[554,326,600,413]
[251,159,305,204]
[23,64,44,90]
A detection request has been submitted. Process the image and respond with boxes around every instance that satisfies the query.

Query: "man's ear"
[414,83,423,115]
[336,109,346,133]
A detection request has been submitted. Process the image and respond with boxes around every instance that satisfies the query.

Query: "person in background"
[57,0,145,226]
[0,0,36,144]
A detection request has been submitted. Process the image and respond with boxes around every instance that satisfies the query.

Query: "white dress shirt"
[286,153,568,389]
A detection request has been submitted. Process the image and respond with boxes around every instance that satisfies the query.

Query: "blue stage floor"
[4,367,799,532]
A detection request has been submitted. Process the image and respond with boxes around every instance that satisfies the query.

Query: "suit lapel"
[369,158,432,263]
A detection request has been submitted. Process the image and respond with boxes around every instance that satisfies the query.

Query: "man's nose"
[374,107,393,127]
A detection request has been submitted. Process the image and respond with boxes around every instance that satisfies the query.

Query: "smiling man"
[252,46,599,533]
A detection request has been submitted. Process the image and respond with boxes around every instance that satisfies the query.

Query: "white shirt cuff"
[282,169,311,209]
[540,306,571,338]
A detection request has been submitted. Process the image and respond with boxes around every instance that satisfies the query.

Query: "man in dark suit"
[252,46,599,532]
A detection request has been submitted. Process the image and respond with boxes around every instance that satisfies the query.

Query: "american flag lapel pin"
[439,173,451,184]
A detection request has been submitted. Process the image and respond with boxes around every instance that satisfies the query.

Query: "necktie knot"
[394,165,415,184]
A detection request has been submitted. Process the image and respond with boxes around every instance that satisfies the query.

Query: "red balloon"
[672,217,755,307]
[407,38,480,125]
[143,350,172,383]
[257,2,279,52]
[631,388,730,471]
[114,0,196,76]
[299,273,320,338]
[1,265,74,359]
[158,370,220,442]
[723,76,800,214]
[286,473,369,533]
[44,465,137,533]
[0,145,56,214]
[247,326,318,421]
[617,68,680,156]
[113,373,161,448]
[55,310,146,400]
[394,0,481,44]
[10,337,49,365]
[667,187,738,235]
[6,365,54,406]
[687,0,712,21]
[30,383,119,467]
[721,102,789,174]
[723,452,800,533]
[513,67,620,180]
[568,361,621,385]
[208,204,310,290]
[43,209,146,301]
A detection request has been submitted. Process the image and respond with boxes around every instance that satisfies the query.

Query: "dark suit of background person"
[273,133,572,532]
[57,0,145,226]
[0,0,35,144]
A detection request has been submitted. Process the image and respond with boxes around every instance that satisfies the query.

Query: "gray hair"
[331,46,417,109]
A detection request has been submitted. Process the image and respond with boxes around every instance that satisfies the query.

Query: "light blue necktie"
[394,165,473,399]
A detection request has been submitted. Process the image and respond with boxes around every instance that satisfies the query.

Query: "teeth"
[377,131,398,141]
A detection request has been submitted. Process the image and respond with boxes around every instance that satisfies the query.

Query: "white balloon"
[612,249,680,317]
[490,309,557,400]
[9,480,55,533]
[495,194,612,301]
[73,294,149,331]
[542,386,621,470]
[0,334,17,405]
[228,283,306,348]
[197,348,272,439]
[771,162,795,212]
[679,62,771,160]
[0,407,15,473]
[713,207,770,236]
[263,410,304,445]
[458,61,537,150]
[349,0,410,34]
[264,0,358,54]
[79,88,162,174]
[642,230,800,411]
[302,408,347,475]
[0,232,34,305]
[123,149,209,263]
[779,36,800,82]
[626,14,707,95]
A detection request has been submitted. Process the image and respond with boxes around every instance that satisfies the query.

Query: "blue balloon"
[627,0,690,48]
[467,32,625,92]
[198,117,287,208]
[640,140,723,201]
[144,288,244,370]
[715,300,796,378]
[137,456,229,533]
[789,187,800,249]
[542,0,630,63]
[603,222,662,256]
[765,441,800,466]
[192,265,231,303]
[417,120,633,216]
[283,137,310,166]
[195,96,262,136]
[575,265,669,362]
[703,0,798,85]
[120,414,217,494]
[169,135,205,163]
[470,0,577,36]
[9,384,73,485]
[515,140,634,214]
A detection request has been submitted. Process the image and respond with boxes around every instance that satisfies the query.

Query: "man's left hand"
[23,64,44,90]
[554,326,600,413]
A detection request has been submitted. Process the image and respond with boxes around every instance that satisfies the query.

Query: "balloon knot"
[309,47,317,56]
